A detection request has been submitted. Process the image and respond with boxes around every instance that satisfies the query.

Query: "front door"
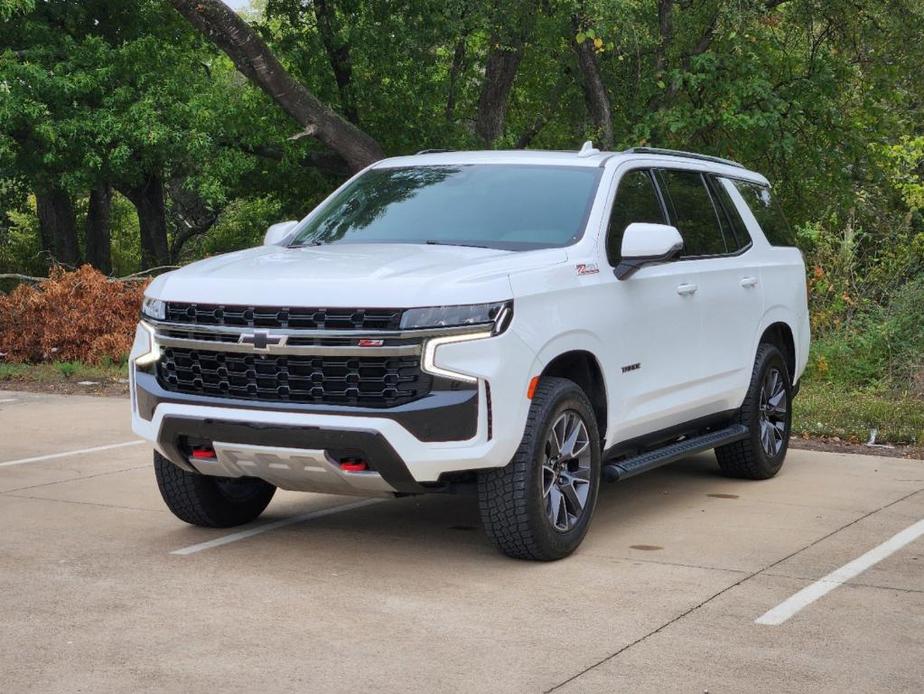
[599,167,707,444]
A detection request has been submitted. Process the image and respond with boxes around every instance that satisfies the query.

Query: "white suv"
[131,145,809,560]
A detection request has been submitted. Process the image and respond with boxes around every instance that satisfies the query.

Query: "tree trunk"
[313,0,359,124]
[168,0,383,172]
[35,185,79,266]
[572,17,613,149]
[655,0,673,75]
[119,174,170,270]
[445,36,468,122]
[475,35,524,147]
[84,184,112,274]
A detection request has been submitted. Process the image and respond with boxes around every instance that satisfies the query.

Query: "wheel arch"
[758,321,796,382]
[539,349,608,441]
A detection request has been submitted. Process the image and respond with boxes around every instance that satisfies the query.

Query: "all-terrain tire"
[715,343,792,480]
[154,451,276,527]
[477,377,601,561]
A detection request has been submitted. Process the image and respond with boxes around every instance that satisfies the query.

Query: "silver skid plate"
[188,442,396,497]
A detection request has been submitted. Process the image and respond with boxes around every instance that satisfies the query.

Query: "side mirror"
[615,223,684,280]
[263,220,297,246]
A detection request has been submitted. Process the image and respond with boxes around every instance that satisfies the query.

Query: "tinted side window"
[710,176,752,252]
[732,181,795,246]
[658,170,727,256]
[605,170,666,264]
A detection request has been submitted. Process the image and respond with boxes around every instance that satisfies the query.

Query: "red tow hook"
[339,458,368,472]
[191,447,217,460]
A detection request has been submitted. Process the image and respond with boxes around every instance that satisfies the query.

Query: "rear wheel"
[478,377,601,561]
[154,451,276,527]
[715,343,792,480]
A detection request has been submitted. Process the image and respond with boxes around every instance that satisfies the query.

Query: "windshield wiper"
[425,240,491,249]
[289,240,323,248]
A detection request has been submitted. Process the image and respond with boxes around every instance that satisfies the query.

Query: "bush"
[0,265,147,363]
[806,277,924,395]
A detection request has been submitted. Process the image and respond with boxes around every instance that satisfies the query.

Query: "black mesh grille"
[157,348,431,407]
[164,302,403,331]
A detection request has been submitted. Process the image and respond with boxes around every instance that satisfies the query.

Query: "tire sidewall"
[745,346,792,474]
[525,386,601,556]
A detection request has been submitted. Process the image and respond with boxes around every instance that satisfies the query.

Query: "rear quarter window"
[731,181,795,247]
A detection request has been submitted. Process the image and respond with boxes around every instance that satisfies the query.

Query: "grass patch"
[0,360,127,385]
[794,378,924,445]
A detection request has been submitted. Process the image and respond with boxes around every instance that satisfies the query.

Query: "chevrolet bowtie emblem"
[239,331,287,350]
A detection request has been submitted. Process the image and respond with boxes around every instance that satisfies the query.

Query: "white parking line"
[170,498,385,555]
[756,517,924,625]
[0,440,145,468]
[0,398,18,403]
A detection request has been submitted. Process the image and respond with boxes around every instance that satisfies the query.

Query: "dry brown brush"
[0,266,148,363]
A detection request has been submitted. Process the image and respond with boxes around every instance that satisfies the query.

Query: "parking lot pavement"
[1,389,922,693]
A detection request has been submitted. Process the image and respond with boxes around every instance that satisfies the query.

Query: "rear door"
[656,169,763,413]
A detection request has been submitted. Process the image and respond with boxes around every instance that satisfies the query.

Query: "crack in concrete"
[2,492,163,514]
[0,464,148,494]
[582,552,751,576]
[544,485,924,693]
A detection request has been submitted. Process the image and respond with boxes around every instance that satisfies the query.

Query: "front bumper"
[130,319,539,493]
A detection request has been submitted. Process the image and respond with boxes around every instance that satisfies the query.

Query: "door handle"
[740,276,758,288]
[676,283,698,296]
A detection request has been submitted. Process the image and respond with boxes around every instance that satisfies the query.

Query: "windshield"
[287,164,602,251]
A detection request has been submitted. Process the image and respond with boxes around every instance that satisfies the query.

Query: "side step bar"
[603,424,749,482]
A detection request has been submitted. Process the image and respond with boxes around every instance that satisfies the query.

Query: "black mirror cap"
[613,242,683,281]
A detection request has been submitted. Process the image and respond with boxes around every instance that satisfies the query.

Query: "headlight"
[401,301,512,332]
[134,321,161,368]
[141,297,166,321]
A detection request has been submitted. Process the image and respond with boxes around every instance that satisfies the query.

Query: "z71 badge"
[576,263,599,276]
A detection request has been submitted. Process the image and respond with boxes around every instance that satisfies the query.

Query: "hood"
[147,243,568,308]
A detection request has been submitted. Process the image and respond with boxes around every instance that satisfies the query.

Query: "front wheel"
[154,451,276,527]
[478,377,601,561]
[715,343,792,480]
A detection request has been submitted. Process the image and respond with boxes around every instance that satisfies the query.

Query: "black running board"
[603,424,749,482]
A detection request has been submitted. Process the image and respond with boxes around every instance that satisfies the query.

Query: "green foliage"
[0,359,126,384]
[881,137,924,211]
[54,361,80,378]
[108,193,143,276]
[806,278,924,394]
[194,195,285,258]
[793,380,924,445]
[0,0,32,20]
[0,197,45,279]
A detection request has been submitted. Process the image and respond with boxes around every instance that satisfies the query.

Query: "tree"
[3,0,924,285]
[474,1,537,147]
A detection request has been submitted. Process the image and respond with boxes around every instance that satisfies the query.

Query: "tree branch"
[0,267,177,284]
[168,0,383,172]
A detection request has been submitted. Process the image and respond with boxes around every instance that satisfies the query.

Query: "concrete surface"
[0,389,921,693]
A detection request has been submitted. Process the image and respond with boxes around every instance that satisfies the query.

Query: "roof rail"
[623,147,744,169]
[415,148,451,155]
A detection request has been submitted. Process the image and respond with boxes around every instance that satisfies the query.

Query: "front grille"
[157,347,431,407]
[165,302,403,331]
